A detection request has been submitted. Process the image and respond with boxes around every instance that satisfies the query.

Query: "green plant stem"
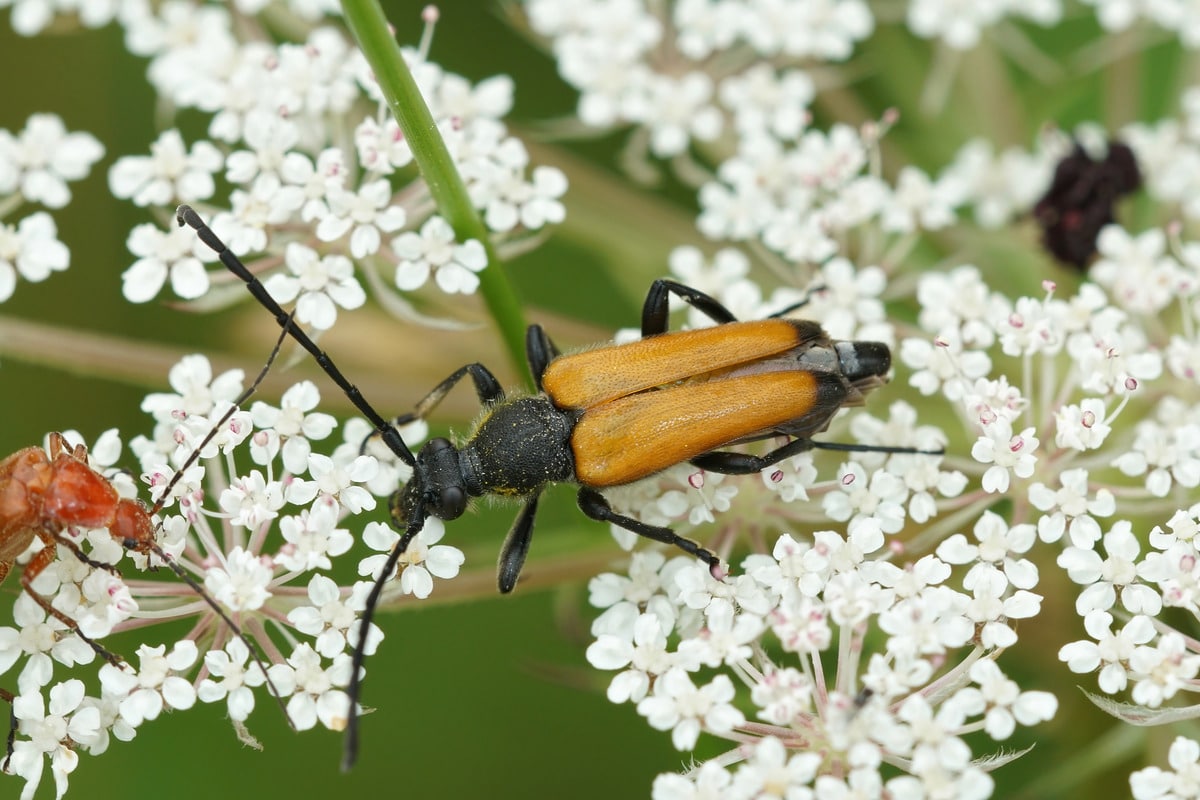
[340,0,529,382]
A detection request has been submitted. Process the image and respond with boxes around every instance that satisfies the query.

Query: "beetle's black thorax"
[458,396,578,498]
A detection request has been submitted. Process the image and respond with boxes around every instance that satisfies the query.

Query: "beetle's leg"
[690,437,820,474]
[47,432,71,460]
[577,487,725,579]
[21,535,123,666]
[766,283,827,319]
[389,364,505,428]
[644,277,833,330]
[525,325,560,390]
[693,437,944,474]
[810,440,945,456]
[642,279,738,336]
[0,687,14,771]
[497,493,541,593]
[51,532,121,576]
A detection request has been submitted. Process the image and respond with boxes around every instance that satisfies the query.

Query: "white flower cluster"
[14,0,1200,797]
[0,114,104,304]
[514,2,1200,797]
[571,211,1200,794]
[0,358,463,799]
[105,5,565,321]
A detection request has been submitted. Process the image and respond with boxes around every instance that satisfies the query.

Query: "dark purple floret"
[1033,140,1142,269]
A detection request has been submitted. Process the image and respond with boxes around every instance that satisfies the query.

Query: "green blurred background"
[0,2,1194,798]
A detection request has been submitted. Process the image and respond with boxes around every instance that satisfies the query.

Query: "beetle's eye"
[439,486,466,519]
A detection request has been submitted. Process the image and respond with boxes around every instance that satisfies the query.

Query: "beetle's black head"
[391,437,468,527]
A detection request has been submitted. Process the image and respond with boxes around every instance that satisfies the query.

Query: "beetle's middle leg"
[389,363,505,428]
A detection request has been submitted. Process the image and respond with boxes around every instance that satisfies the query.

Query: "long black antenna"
[175,205,416,468]
[341,517,424,771]
[175,205,422,769]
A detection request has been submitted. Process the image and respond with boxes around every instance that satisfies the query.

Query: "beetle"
[175,204,930,768]
[0,432,152,666]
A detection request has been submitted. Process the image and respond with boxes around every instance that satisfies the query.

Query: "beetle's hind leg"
[576,487,726,580]
[52,532,122,576]
[389,363,505,429]
[641,279,739,336]
[525,325,560,390]
[692,437,945,475]
[690,437,821,474]
[643,278,831,335]
[0,687,15,771]
[21,538,123,666]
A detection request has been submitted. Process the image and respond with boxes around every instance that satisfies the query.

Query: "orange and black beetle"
[176,204,919,768]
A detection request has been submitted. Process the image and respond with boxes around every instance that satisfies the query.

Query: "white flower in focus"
[204,547,274,612]
[587,612,674,704]
[272,644,351,731]
[358,518,464,599]
[971,419,1039,493]
[636,668,745,750]
[197,637,269,722]
[217,469,285,529]
[276,503,355,573]
[108,129,221,206]
[822,462,907,537]
[6,680,100,800]
[392,215,488,294]
[317,179,407,258]
[121,221,210,302]
[1055,398,1112,450]
[225,110,300,183]
[1129,632,1200,708]
[261,244,366,331]
[286,453,378,514]
[956,660,1057,740]
[1058,520,1161,615]
[287,574,380,659]
[98,641,198,728]
[354,116,413,173]
[140,354,244,420]
[250,380,338,473]
[331,416,421,497]
[0,114,104,208]
[937,511,1039,591]
[0,212,69,303]
[1029,469,1115,548]
[218,173,305,253]
[280,147,346,222]
[1059,610,1154,693]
